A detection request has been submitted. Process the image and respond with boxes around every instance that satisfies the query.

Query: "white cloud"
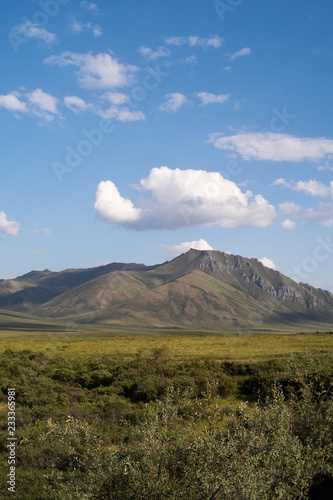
[31,228,51,235]
[64,95,90,113]
[0,212,20,236]
[68,18,102,37]
[164,239,213,257]
[80,1,99,12]
[258,257,276,270]
[95,167,277,230]
[209,132,333,162]
[64,93,143,121]
[185,55,198,64]
[160,93,188,112]
[318,163,333,172]
[0,89,60,123]
[229,47,251,60]
[0,93,27,112]
[303,203,333,226]
[281,219,296,230]
[197,92,230,105]
[27,89,59,114]
[44,51,139,89]
[137,45,170,60]
[92,26,102,37]
[223,66,232,72]
[95,181,142,223]
[11,21,56,46]
[98,107,145,122]
[103,92,128,105]
[279,202,302,216]
[275,178,333,197]
[165,35,223,49]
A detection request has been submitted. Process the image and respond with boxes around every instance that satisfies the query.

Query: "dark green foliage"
[0,348,332,498]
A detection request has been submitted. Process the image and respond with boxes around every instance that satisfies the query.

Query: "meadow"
[0,331,333,362]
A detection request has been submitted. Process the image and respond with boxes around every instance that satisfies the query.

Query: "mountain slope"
[1,250,333,331]
[0,262,156,314]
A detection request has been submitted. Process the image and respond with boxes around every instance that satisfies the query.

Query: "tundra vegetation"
[0,339,332,499]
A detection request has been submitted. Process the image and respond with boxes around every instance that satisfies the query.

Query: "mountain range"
[1,249,333,331]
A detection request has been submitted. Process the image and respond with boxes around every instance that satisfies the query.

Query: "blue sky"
[1,0,333,291]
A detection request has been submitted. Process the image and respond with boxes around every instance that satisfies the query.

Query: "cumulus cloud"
[274,178,333,197]
[137,45,170,60]
[0,93,27,112]
[281,219,296,230]
[258,257,276,270]
[165,35,223,49]
[197,92,230,105]
[27,89,59,114]
[0,212,20,236]
[160,93,188,112]
[0,89,60,123]
[44,51,139,89]
[229,47,251,60]
[94,167,277,230]
[10,21,56,46]
[278,202,302,216]
[95,181,142,223]
[103,92,128,105]
[164,239,213,257]
[303,203,333,226]
[209,133,333,162]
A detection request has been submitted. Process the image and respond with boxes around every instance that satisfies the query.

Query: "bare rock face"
[275,285,305,304]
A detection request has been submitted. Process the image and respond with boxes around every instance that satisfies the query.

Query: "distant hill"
[1,250,333,331]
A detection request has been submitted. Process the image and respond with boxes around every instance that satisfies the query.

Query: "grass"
[0,331,332,362]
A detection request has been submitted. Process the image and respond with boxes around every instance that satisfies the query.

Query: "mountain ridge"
[1,249,333,331]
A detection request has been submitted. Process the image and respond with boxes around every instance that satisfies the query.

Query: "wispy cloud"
[160,93,188,112]
[80,1,99,12]
[68,18,102,37]
[229,47,251,60]
[197,92,230,105]
[31,228,51,235]
[94,167,276,230]
[274,178,333,197]
[44,51,139,89]
[165,35,223,49]
[137,45,170,60]
[209,132,333,162]
[64,95,90,113]
[10,21,57,47]
[97,107,145,122]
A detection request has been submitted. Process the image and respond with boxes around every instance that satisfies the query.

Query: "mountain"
[1,250,333,331]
